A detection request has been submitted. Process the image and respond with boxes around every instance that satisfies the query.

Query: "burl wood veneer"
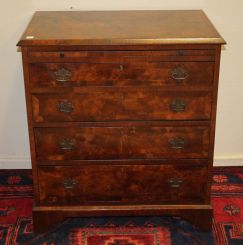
[17,10,225,232]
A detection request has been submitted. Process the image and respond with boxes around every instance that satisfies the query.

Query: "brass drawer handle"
[54,68,71,84]
[57,101,74,114]
[171,67,188,81]
[168,178,183,188]
[169,137,185,149]
[170,99,186,112]
[59,138,76,150]
[63,178,77,189]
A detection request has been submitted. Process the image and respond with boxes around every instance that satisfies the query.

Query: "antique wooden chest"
[17,10,225,232]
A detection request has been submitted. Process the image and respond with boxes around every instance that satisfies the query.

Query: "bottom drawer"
[38,164,208,205]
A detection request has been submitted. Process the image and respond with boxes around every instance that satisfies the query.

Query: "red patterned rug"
[0,167,242,245]
[69,226,171,245]
[211,167,243,245]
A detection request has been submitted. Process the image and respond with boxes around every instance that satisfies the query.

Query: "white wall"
[0,0,243,168]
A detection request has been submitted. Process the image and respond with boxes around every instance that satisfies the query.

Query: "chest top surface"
[17,10,225,47]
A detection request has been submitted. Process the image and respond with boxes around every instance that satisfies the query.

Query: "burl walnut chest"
[17,10,225,232]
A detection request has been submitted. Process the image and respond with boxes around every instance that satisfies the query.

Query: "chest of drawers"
[17,10,225,232]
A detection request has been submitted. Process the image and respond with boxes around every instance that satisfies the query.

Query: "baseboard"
[213,156,243,166]
[0,156,31,169]
[0,155,242,169]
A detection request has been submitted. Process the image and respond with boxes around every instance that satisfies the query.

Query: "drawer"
[32,90,212,122]
[38,164,208,205]
[29,62,214,89]
[34,126,210,161]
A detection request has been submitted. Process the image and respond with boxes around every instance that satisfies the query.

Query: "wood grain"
[34,126,210,160]
[32,90,212,122]
[17,10,225,46]
[38,164,208,205]
[29,61,214,88]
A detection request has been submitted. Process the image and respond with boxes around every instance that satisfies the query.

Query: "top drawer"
[29,61,214,89]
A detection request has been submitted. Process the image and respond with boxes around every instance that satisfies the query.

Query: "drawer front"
[32,90,212,122]
[34,126,210,161]
[38,164,208,205]
[29,62,214,88]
